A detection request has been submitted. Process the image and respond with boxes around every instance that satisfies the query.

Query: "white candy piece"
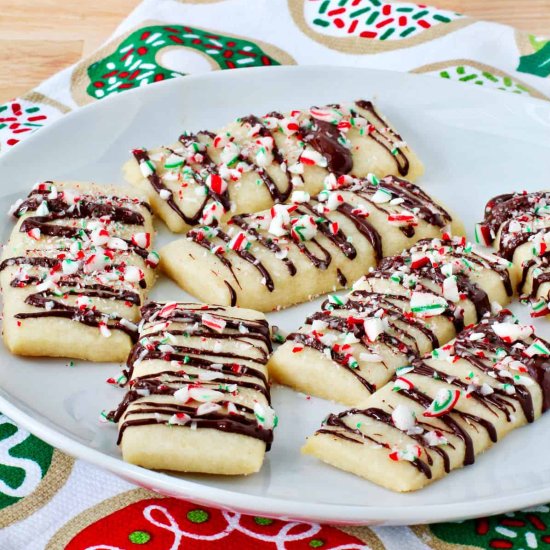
[493,322,533,342]
[410,292,449,318]
[268,204,290,237]
[254,402,278,430]
[189,387,224,403]
[363,317,384,342]
[291,191,310,204]
[62,259,80,275]
[124,266,144,283]
[443,276,460,303]
[291,215,317,242]
[370,188,392,204]
[391,405,417,432]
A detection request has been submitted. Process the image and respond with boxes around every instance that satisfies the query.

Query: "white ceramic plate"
[1,66,550,526]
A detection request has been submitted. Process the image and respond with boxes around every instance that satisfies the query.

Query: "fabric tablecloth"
[1,1,550,548]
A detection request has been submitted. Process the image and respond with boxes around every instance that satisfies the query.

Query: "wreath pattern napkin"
[1,0,550,548]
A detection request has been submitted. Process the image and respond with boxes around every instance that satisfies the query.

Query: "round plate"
[1,66,550,526]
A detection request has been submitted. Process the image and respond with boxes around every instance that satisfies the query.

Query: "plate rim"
[1,65,550,526]
[2,64,549,159]
[4,389,550,526]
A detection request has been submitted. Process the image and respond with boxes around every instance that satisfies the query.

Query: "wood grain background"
[0,0,548,103]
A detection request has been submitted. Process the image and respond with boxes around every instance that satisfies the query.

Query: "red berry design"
[63,497,368,549]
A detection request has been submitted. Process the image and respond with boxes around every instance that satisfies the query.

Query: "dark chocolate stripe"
[110,302,274,449]
[133,148,208,226]
[355,100,409,177]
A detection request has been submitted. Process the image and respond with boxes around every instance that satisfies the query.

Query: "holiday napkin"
[1,0,550,548]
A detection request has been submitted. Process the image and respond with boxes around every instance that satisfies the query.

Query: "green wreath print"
[0,415,54,509]
[419,506,550,549]
[86,24,290,100]
[518,35,550,78]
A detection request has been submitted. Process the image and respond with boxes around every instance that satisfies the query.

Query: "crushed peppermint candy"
[205,173,228,195]
[27,227,41,241]
[35,200,50,217]
[98,322,112,338]
[525,339,550,357]
[196,402,222,416]
[410,292,449,318]
[124,265,144,283]
[201,201,225,225]
[228,231,250,252]
[393,376,414,391]
[290,215,317,242]
[189,387,224,403]
[370,187,392,204]
[131,232,151,248]
[423,388,461,417]
[168,412,191,425]
[138,158,155,177]
[291,190,310,204]
[389,444,422,463]
[392,405,420,433]
[201,313,227,333]
[268,204,290,237]
[173,386,190,403]
[423,430,449,447]
[363,317,384,342]
[492,322,533,343]
[442,276,460,303]
[300,148,328,168]
[61,259,80,275]
[254,402,278,430]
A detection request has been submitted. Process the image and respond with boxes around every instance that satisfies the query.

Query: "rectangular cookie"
[160,176,463,312]
[268,237,516,406]
[476,191,550,316]
[123,100,424,232]
[1,181,159,362]
[303,312,550,492]
[108,301,276,475]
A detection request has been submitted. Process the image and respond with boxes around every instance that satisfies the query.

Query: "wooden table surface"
[0,0,548,103]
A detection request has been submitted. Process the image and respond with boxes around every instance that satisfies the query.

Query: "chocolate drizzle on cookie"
[2,182,157,339]
[284,236,513,399]
[109,302,276,449]
[314,312,550,479]
[478,191,550,314]
[132,100,417,229]
[183,177,452,301]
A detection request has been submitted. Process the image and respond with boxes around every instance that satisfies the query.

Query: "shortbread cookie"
[160,177,462,311]
[124,100,424,232]
[108,301,276,475]
[1,181,159,362]
[303,312,550,492]
[476,191,550,316]
[268,237,516,406]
